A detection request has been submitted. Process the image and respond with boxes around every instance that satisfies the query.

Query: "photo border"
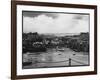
[11,1,97,80]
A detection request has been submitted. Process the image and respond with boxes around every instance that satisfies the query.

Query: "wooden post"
[69,58,71,66]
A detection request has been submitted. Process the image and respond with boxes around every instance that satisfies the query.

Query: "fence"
[30,58,88,67]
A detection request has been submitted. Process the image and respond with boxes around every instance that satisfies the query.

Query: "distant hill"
[40,33,80,37]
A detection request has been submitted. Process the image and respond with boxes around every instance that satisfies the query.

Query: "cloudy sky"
[23,11,89,34]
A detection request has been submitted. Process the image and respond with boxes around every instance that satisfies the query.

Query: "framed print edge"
[11,1,97,80]
[94,5,97,74]
[11,1,17,80]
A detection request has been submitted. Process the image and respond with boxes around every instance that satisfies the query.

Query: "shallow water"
[23,48,89,69]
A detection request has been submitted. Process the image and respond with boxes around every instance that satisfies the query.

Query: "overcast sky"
[23,11,89,33]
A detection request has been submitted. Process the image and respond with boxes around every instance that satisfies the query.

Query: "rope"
[32,59,69,63]
[71,59,87,65]
[31,58,87,65]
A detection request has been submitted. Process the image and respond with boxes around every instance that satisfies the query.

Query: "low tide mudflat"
[23,48,89,69]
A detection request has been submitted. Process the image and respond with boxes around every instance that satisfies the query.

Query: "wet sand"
[23,48,89,69]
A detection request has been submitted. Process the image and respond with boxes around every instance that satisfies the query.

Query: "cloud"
[23,13,89,33]
[23,11,58,19]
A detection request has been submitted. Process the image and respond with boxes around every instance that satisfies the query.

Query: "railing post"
[69,58,71,66]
